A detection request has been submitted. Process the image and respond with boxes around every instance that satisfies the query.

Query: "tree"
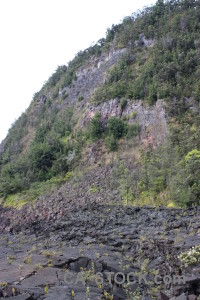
[29,143,55,180]
[105,135,118,152]
[89,113,104,141]
[107,117,127,139]
[185,149,200,205]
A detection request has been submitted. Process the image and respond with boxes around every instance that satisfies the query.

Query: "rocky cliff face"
[83,98,167,148]
[58,48,127,108]
[10,43,169,164]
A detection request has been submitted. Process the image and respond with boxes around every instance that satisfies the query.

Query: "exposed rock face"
[0,42,168,157]
[59,48,127,109]
[38,95,47,104]
[84,99,168,148]
[83,98,122,126]
[126,34,154,48]
[138,33,155,47]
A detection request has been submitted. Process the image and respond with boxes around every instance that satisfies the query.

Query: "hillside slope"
[1,0,200,208]
[0,1,200,205]
[0,1,200,299]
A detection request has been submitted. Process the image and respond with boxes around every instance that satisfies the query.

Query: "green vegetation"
[120,98,127,110]
[1,176,67,208]
[107,121,200,207]
[89,185,100,193]
[136,128,200,207]
[126,124,140,139]
[105,117,128,151]
[0,106,86,198]
[107,117,127,139]
[88,114,139,151]
[178,245,200,267]
[61,90,68,101]
[105,135,118,152]
[93,0,200,106]
[184,149,200,205]
[78,95,84,102]
[88,113,104,141]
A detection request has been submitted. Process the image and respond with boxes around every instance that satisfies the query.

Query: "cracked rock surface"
[0,203,199,299]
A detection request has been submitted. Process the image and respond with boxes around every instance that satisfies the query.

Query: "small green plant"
[64,172,73,181]
[86,286,90,299]
[131,288,142,300]
[103,290,114,300]
[80,261,96,285]
[7,255,16,264]
[185,149,200,162]
[62,91,68,101]
[126,124,140,139]
[48,259,53,267]
[34,263,43,270]
[178,245,200,267]
[45,284,49,294]
[89,185,100,193]
[120,98,127,110]
[41,250,56,258]
[31,244,37,253]
[52,88,59,99]
[23,254,32,265]
[141,258,149,273]
[131,111,137,119]
[124,285,141,300]
[167,201,176,208]
[78,96,84,101]
[105,135,118,152]
[11,287,16,296]
[0,282,8,287]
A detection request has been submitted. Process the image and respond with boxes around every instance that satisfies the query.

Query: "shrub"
[29,142,55,180]
[126,124,140,138]
[152,176,165,193]
[184,149,200,205]
[120,98,127,110]
[147,84,157,105]
[89,113,104,141]
[178,246,200,267]
[78,96,84,102]
[61,91,68,101]
[52,88,59,99]
[105,135,118,152]
[89,185,100,193]
[131,111,137,119]
[168,202,176,208]
[47,65,67,87]
[107,117,127,139]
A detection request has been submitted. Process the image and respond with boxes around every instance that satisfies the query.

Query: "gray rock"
[170,293,188,300]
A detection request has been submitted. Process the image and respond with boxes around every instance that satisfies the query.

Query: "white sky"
[0,0,154,143]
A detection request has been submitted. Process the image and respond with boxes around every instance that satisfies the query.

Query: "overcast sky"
[0,0,154,143]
